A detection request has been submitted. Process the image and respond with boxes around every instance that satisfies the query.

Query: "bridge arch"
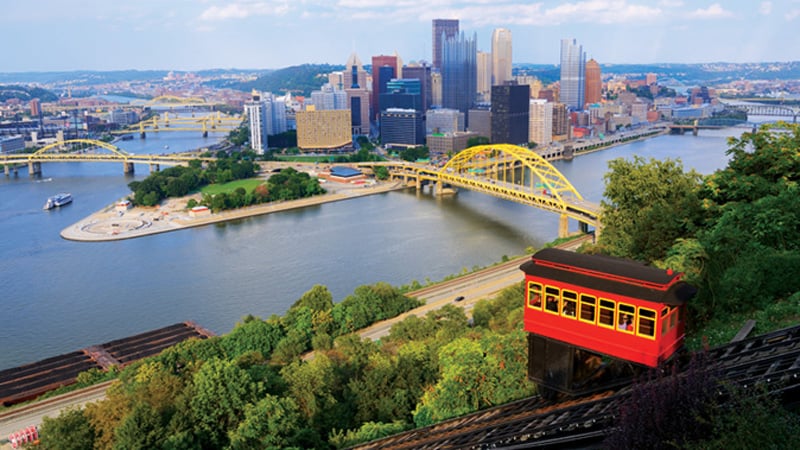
[409,144,600,237]
[147,95,207,105]
[32,139,131,158]
[440,144,585,205]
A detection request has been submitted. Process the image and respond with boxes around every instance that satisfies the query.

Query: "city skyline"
[3,1,800,72]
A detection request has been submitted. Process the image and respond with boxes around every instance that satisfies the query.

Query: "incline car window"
[545,286,560,314]
[599,299,615,328]
[562,290,577,319]
[528,282,542,309]
[580,294,596,324]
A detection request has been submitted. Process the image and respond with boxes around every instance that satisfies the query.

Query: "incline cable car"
[520,248,696,398]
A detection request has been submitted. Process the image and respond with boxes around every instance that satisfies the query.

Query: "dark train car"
[520,248,696,396]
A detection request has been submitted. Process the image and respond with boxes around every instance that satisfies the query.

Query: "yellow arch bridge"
[112,112,241,138]
[0,139,216,177]
[375,144,601,238]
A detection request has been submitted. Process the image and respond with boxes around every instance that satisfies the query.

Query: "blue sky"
[2,0,799,72]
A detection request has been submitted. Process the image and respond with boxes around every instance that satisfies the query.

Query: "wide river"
[0,126,744,370]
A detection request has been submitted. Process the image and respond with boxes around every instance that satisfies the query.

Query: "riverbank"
[60,180,408,242]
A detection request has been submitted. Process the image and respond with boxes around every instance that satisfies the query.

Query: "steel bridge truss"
[410,144,601,235]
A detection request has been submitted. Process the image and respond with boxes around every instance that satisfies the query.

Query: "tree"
[189,358,262,448]
[466,136,490,148]
[597,155,703,262]
[228,394,305,450]
[38,408,96,450]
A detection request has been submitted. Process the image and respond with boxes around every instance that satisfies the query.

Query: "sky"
[2,0,799,72]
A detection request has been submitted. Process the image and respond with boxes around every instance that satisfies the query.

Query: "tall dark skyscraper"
[432,19,459,71]
[442,31,477,121]
[491,84,530,145]
[402,63,432,112]
[560,38,586,110]
[371,54,398,120]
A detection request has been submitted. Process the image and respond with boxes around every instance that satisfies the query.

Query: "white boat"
[43,193,73,210]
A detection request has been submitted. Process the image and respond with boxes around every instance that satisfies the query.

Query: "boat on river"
[43,193,73,210]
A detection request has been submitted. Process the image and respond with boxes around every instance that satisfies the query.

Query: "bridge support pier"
[692,127,698,136]
[558,214,569,239]
[150,163,160,173]
[123,162,135,175]
[28,161,41,177]
[140,132,146,139]
[202,131,208,138]
[4,164,16,176]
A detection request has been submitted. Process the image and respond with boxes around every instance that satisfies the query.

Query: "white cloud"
[687,3,733,19]
[199,1,290,21]
[787,9,800,20]
[759,1,772,15]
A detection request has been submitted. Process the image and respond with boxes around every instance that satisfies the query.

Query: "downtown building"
[427,108,464,134]
[296,108,352,152]
[402,62,433,112]
[441,31,477,123]
[529,99,553,146]
[432,19,459,71]
[476,51,492,102]
[491,84,529,146]
[380,108,425,147]
[584,58,602,106]
[371,54,399,120]
[343,52,371,136]
[491,28,513,86]
[244,90,287,154]
[560,38,586,110]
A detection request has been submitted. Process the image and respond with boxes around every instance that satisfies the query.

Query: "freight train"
[520,248,697,398]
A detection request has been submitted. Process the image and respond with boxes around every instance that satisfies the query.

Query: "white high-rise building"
[476,51,492,102]
[491,28,512,86]
[310,84,347,111]
[244,91,287,154]
[529,99,553,146]
[560,38,586,110]
[427,108,465,134]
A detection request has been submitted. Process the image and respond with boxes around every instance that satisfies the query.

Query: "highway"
[0,234,591,445]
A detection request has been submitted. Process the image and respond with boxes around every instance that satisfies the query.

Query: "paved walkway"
[61,181,407,242]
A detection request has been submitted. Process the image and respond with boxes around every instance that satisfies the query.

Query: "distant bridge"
[112,113,241,138]
[370,144,601,237]
[1,139,215,177]
[728,103,799,122]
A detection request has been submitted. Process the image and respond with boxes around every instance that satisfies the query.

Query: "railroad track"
[350,323,800,449]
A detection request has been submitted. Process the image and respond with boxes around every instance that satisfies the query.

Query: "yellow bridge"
[0,139,216,176]
[112,112,242,138]
[373,144,601,237]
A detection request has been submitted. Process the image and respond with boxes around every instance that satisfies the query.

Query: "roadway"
[0,235,591,444]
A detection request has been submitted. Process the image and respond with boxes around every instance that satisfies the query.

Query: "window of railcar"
[527,282,543,310]
[562,290,577,319]
[598,299,615,328]
[671,306,680,328]
[544,286,560,314]
[618,303,635,333]
[580,294,597,324]
[661,307,670,336]
[637,307,657,339]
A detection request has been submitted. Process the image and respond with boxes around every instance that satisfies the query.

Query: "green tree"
[189,358,262,448]
[466,136,490,148]
[38,408,96,450]
[228,394,305,450]
[597,155,703,262]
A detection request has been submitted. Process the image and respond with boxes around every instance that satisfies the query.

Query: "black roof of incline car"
[520,248,696,306]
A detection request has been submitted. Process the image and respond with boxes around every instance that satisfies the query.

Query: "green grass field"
[200,178,265,195]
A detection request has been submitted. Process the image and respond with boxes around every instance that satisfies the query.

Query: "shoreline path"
[61,180,408,242]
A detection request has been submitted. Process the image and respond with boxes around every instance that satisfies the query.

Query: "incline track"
[351,323,800,449]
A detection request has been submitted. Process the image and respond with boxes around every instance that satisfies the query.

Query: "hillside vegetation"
[35,124,800,449]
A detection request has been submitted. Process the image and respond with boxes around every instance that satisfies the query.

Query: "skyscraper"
[371,54,398,120]
[529,99,553,146]
[491,28,512,86]
[560,38,586,110]
[244,91,271,154]
[344,53,371,136]
[442,31,477,120]
[432,19,459,71]
[491,84,529,145]
[476,51,492,101]
[403,63,433,112]
[584,58,602,106]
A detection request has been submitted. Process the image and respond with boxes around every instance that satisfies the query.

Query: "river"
[0,127,742,370]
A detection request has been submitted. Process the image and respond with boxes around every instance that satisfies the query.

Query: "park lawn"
[201,178,265,195]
